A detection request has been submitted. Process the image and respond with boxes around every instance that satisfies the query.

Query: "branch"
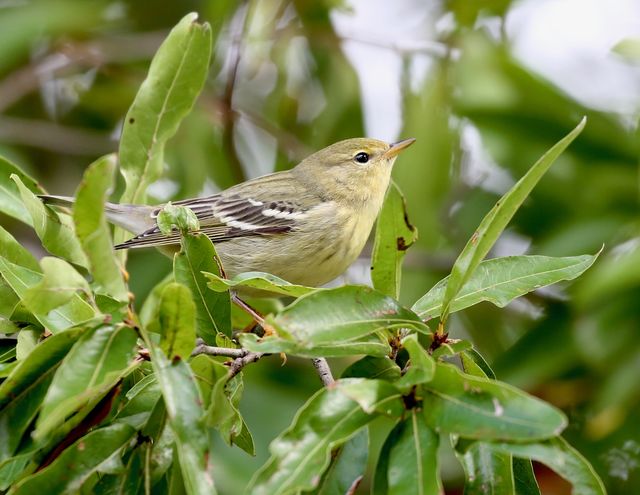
[191,344,249,359]
[311,358,334,386]
[228,351,264,379]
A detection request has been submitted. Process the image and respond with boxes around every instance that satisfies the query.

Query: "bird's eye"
[354,152,369,164]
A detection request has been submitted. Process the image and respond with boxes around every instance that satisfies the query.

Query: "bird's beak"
[384,138,416,159]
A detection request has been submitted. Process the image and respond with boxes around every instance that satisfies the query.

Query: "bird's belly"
[216,214,373,288]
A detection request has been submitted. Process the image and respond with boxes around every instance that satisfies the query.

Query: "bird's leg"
[231,292,277,336]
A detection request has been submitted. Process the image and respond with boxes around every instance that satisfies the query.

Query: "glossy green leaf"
[0,156,43,226]
[34,325,138,441]
[385,410,442,495]
[396,334,435,392]
[116,13,212,212]
[23,257,90,314]
[240,331,391,358]
[422,363,567,440]
[439,118,586,324]
[371,181,417,299]
[264,285,429,345]
[0,327,85,408]
[190,354,227,408]
[174,233,231,341]
[513,457,541,495]
[489,438,606,495]
[455,439,515,495]
[11,423,136,495]
[73,154,128,303]
[312,429,368,495]
[12,175,88,268]
[150,346,216,494]
[0,257,96,332]
[157,203,200,235]
[341,356,402,381]
[115,374,161,430]
[157,282,197,360]
[248,379,404,495]
[0,225,39,271]
[414,254,598,320]
[204,271,319,298]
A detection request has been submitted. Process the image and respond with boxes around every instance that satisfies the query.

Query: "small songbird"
[40,137,415,287]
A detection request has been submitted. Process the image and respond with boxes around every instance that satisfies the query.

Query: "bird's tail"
[38,195,156,234]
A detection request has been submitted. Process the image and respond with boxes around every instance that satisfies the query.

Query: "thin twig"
[228,351,264,379]
[311,358,334,386]
[191,344,249,358]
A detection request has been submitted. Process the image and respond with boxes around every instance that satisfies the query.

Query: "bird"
[40,137,415,288]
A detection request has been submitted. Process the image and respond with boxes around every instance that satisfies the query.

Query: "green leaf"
[23,257,91,314]
[157,282,197,360]
[0,156,43,225]
[116,13,212,215]
[431,339,473,359]
[396,334,435,392]
[422,363,567,440]
[414,254,598,320]
[174,233,231,341]
[264,285,429,345]
[385,410,442,495]
[34,325,138,441]
[439,118,586,324]
[10,423,136,495]
[115,374,161,430]
[204,271,319,298]
[157,203,200,235]
[455,439,515,495]
[612,37,640,62]
[513,457,541,495]
[0,225,39,271]
[371,182,417,299]
[73,154,128,303]
[489,438,606,495]
[0,257,96,332]
[12,175,88,268]
[248,379,404,495]
[341,356,402,381]
[150,346,216,494]
[0,327,85,408]
[240,331,391,358]
[312,428,369,495]
[190,354,227,408]
[15,326,40,360]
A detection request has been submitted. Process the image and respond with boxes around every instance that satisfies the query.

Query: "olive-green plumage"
[40,137,415,287]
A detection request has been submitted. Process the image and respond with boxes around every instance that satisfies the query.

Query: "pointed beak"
[384,137,416,159]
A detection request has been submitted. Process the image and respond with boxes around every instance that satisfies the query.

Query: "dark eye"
[354,152,369,164]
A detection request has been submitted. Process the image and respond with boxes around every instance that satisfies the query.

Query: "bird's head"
[294,137,415,205]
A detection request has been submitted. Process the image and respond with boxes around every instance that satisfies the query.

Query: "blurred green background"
[1,0,639,493]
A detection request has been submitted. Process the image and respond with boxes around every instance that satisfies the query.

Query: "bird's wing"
[114,172,318,250]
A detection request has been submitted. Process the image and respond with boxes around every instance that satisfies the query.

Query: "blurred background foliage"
[0,0,639,493]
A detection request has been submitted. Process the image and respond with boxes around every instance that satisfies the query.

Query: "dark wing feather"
[114,188,311,250]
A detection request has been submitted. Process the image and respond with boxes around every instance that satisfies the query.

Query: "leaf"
[116,13,212,247]
[174,233,231,341]
[73,154,128,303]
[489,438,606,495]
[513,457,541,495]
[204,271,318,298]
[431,339,473,359]
[385,410,442,495]
[312,429,369,495]
[157,282,197,360]
[15,326,40,360]
[454,439,515,495]
[158,203,200,235]
[150,346,216,494]
[115,374,161,430]
[12,175,88,268]
[0,156,43,225]
[240,331,391,358]
[612,37,640,62]
[190,354,227,408]
[413,254,598,320]
[0,225,39,271]
[439,118,586,324]
[10,423,136,495]
[264,285,429,346]
[247,379,404,495]
[0,257,96,332]
[422,363,567,441]
[396,334,435,392]
[34,325,138,441]
[0,327,85,408]
[23,257,91,314]
[341,356,402,381]
[371,182,417,299]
